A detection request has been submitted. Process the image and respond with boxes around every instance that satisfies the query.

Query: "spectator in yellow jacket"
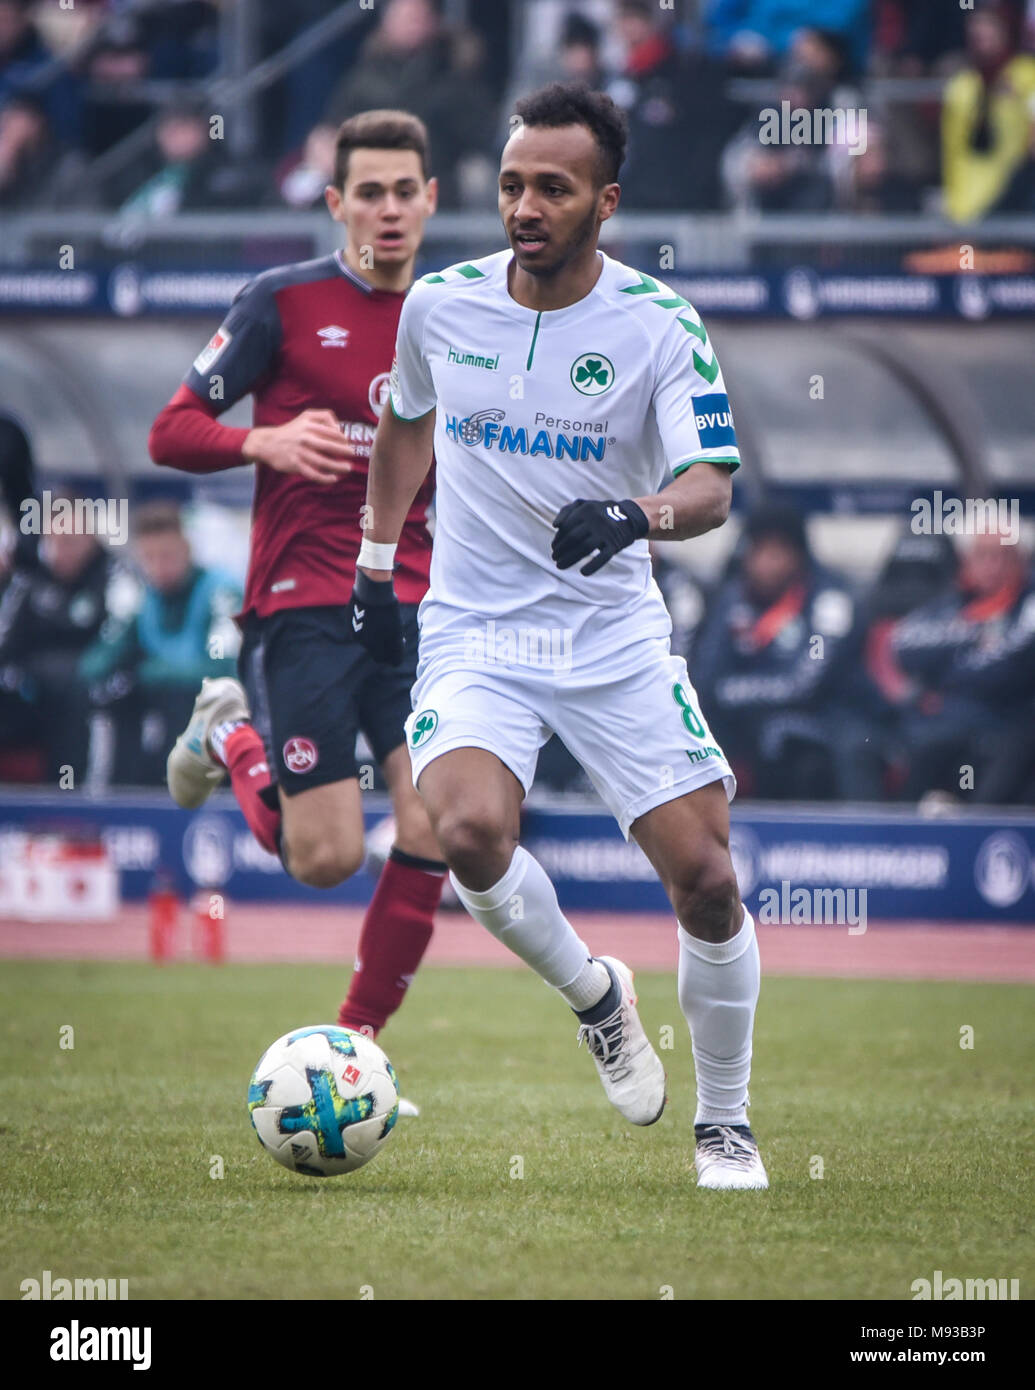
[942,4,1035,221]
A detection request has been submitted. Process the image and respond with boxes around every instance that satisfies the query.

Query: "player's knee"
[433,807,512,885]
[393,801,442,863]
[286,837,364,889]
[669,854,740,942]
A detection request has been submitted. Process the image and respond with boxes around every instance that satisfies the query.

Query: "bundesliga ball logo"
[283,737,319,774]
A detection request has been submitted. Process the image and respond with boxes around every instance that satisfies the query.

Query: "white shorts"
[404,635,735,839]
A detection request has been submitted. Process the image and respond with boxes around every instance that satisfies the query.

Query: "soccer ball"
[247,1025,400,1177]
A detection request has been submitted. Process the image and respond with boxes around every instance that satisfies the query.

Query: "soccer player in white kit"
[347,84,767,1189]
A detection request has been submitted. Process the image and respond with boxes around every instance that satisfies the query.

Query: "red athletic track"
[1,906,1032,983]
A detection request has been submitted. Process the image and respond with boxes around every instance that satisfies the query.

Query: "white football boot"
[167,677,250,809]
[694,1124,769,1190]
[576,956,666,1126]
[397,1098,420,1119]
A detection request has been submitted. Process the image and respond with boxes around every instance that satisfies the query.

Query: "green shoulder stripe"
[420,262,487,286]
[677,316,708,344]
[692,350,720,385]
[672,456,740,478]
[619,270,660,296]
[388,396,431,424]
[620,270,713,363]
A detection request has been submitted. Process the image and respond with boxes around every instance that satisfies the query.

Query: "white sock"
[209,718,247,766]
[677,908,759,1127]
[560,955,613,1012]
[450,847,607,1004]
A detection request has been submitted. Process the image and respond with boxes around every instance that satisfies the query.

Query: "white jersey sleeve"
[389,280,438,420]
[651,308,741,478]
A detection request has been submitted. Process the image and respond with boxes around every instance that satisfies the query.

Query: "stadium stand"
[1,0,1033,817]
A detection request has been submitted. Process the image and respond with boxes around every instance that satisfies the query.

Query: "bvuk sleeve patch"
[692,393,736,450]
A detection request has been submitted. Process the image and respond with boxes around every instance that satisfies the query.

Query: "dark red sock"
[338,851,445,1037]
[222,724,281,856]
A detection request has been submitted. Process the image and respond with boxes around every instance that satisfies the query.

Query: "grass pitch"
[1,960,1032,1301]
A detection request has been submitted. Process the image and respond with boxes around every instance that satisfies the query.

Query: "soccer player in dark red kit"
[149,111,444,1108]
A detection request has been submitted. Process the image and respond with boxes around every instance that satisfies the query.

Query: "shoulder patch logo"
[368,371,391,417]
[193,325,232,374]
[692,393,736,449]
[317,325,350,347]
[570,353,614,396]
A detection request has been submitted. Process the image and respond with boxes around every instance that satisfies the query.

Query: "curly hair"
[511,83,628,184]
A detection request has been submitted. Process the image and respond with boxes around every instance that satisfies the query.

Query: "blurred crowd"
[0,417,240,789]
[687,504,1035,806]
[2,415,1033,804]
[2,0,1035,219]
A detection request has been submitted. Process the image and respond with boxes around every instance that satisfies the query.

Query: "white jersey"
[390,248,740,673]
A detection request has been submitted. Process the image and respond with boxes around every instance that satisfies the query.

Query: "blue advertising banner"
[1,266,1034,319]
[526,806,1035,923]
[1,792,1032,924]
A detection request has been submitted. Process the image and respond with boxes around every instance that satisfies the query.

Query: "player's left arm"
[551,464,730,576]
[635,460,732,540]
[553,307,738,575]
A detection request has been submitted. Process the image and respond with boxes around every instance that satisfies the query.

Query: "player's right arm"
[148,277,353,484]
[360,403,436,579]
[347,282,438,664]
[345,405,434,666]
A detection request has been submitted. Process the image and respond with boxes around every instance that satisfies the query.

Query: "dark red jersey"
[149,252,433,618]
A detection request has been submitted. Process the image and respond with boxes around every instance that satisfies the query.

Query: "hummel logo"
[352,606,364,632]
[606,505,627,523]
[317,325,350,347]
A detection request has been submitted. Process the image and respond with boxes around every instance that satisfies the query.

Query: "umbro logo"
[317,325,350,347]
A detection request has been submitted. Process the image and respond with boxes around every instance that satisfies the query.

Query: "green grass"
[1,961,1032,1300]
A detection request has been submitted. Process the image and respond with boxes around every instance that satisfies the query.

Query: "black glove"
[551,497,649,576]
[348,570,404,665]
